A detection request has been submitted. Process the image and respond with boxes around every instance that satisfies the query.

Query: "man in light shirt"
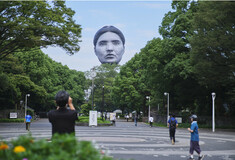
[149,115,154,127]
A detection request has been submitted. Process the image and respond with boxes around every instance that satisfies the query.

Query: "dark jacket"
[48,108,78,135]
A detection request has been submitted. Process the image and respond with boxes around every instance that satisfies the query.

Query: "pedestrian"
[24,113,32,131]
[126,115,129,122]
[134,115,138,126]
[112,115,116,126]
[48,90,78,136]
[168,113,178,145]
[187,115,204,160]
[149,115,154,127]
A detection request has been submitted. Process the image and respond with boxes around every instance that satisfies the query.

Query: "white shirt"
[149,117,154,122]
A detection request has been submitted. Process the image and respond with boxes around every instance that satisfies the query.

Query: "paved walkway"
[0,118,235,160]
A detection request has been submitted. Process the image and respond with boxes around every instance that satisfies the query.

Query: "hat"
[190,115,197,119]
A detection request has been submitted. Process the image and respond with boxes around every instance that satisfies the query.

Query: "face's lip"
[105,54,116,59]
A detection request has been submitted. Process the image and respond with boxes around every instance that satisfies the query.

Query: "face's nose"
[106,42,114,51]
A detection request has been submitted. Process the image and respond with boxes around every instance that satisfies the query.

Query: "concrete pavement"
[0,118,235,160]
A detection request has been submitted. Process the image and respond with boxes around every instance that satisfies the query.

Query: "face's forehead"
[97,32,123,44]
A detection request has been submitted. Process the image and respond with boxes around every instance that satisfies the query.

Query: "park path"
[1,118,235,160]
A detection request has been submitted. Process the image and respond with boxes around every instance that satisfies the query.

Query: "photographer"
[48,91,78,135]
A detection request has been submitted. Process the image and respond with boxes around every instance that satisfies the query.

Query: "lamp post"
[102,85,104,120]
[20,100,23,109]
[212,92,216,132]
[164,92,169,126]
[25,94,30,117]
[146,96,150,123]
[91,71,96,110]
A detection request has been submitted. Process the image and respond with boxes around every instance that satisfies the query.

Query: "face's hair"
[93,25,125,46]
[191,118,197,121]
[55,90,69,108]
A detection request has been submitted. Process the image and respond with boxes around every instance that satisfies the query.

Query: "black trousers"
[26,122,31,131]
[190,141,201,155]
[169,129,176,142]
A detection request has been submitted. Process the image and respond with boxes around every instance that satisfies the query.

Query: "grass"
[0,118,25,123]
[78,116,111,124]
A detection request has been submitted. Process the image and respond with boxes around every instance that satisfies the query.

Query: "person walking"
[168,113,178,145]
[24,113,32,131]
[134,115,138,126]
[126,115,129,122]
[187,115,204,160]
[149,115,154,127]
[112,115,116,126]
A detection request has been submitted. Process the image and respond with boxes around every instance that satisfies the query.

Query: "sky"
[42,1,173,72]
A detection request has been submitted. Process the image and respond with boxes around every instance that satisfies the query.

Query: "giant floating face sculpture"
[93,26,125,64]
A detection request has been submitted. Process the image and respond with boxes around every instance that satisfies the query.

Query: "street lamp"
[146,96,150,123]
[164,92,169,126]
[20,100,24,108]
[25,94,30,117]
[102,85,104,120]
[91,70,96,110]
[212,92,216,132]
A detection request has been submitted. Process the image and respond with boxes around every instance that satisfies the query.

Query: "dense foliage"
[112,54,149,115]
[0,49,86,112]
[112,1,235,117]
[85,64,120,113]
[0,1,82,59]
[0,134,113,160]
[0,0,234,121]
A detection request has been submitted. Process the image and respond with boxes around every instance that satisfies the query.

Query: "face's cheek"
[115,45,124,56]
[114,45,125,63]
[95,46,107,62]
[96,46,105,56]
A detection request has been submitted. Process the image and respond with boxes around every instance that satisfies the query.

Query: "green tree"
[0,1,82,59]
[0,54,47,110]
[190,1,235,115]
[146,1,210,114]
[14,49,86,111]
[86,64,120,112]
[80,103,92,116]
[112,54,149,116]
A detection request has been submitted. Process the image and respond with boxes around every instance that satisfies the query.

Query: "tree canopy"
[111,1,235,117]
[85,64,120,113]
[0,1,82,59]
[0,49,86,112]
[1,0,234,120]
[190,1,235,112]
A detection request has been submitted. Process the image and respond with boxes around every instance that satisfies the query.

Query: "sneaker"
[198,155,204,160]
[171,139,175,145]
[188,157,194,160]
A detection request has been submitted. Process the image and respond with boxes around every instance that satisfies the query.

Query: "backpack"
[170,119,176,130]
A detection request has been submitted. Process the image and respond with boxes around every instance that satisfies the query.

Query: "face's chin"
[100,58,117,64]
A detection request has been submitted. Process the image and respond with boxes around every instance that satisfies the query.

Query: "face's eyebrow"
[98,40,108,45]
[112,40,121,42]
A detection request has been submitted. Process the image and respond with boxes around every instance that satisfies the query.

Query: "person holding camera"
[48,90,78,135]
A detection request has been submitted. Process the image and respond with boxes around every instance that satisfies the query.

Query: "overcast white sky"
[42,1,173,72]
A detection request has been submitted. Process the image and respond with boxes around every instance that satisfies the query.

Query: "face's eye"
[112,40,121,45]
[98,41,107,46]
